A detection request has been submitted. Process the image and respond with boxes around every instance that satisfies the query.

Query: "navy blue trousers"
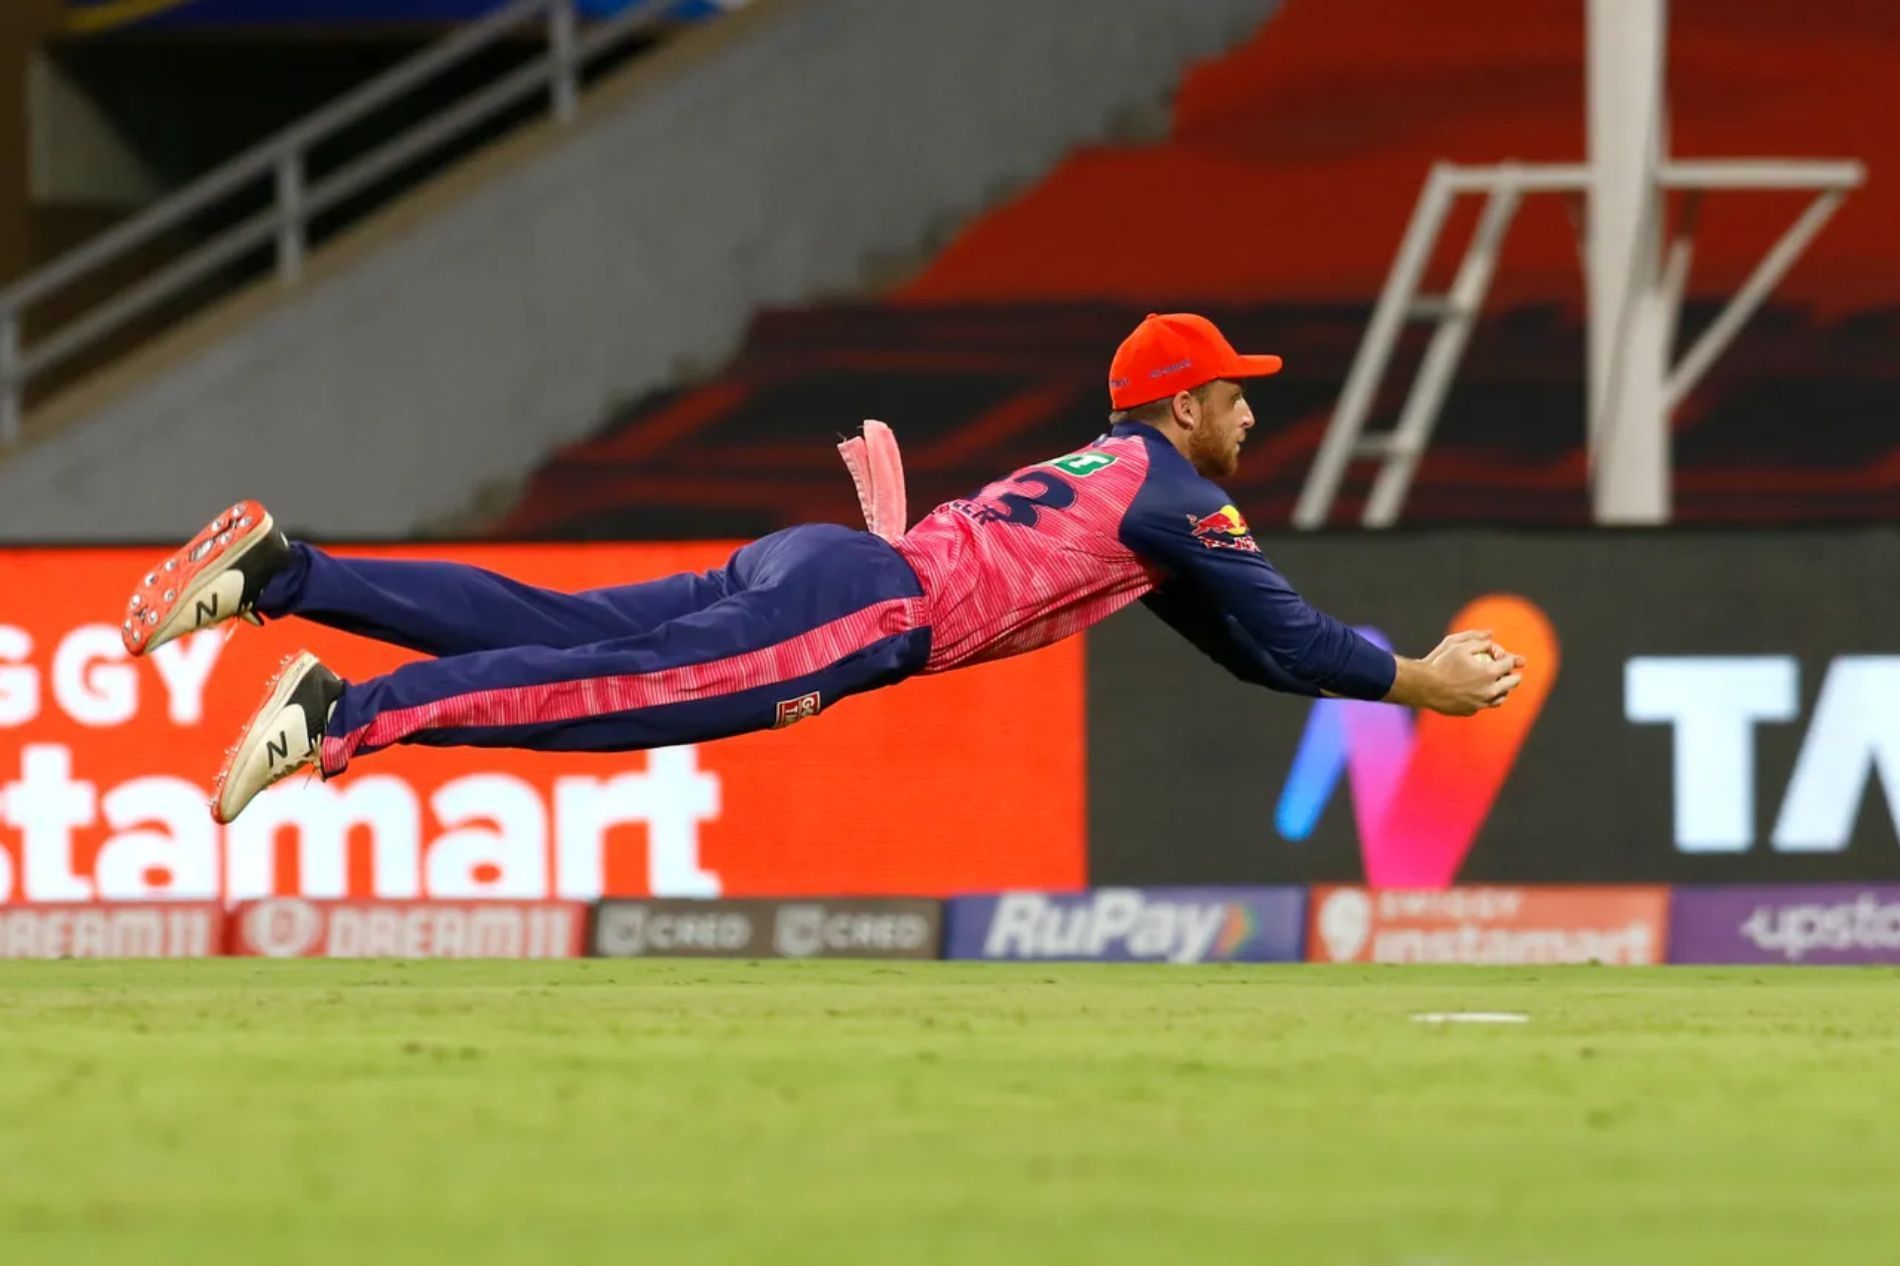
[253,524,931,773]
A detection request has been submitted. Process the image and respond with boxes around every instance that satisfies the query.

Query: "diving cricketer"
[119,312,1525,822]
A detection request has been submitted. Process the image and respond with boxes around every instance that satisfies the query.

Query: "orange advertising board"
[1308,886,1670,965]
[0,544,1086,903]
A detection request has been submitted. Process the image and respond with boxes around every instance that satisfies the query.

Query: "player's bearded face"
[1186,381,1254,479]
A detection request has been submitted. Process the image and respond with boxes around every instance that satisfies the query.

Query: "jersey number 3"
[979,470,1077,528]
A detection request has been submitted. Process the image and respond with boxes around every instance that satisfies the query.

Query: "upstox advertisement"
[0,545,1083,904]
[1669,885,1900,965]
[1089,528,1900,886]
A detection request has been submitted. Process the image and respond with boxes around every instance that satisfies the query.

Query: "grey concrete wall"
[0,0,1278,541]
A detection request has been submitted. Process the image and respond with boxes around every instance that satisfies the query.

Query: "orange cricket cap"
[1107,312,1284,410]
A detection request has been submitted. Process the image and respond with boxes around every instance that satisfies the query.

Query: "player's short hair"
[1108,382,1213,427]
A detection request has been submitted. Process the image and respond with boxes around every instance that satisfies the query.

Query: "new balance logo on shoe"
[120,500,289,657]
[212,651,343,825]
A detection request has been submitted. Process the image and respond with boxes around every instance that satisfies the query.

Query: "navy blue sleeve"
[1140,585,1321,697]
[1119,446,1396,701]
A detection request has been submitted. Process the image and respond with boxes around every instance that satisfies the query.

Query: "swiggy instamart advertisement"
[0,544,1084,904]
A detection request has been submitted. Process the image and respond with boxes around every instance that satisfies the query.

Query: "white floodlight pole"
[1291,1,1861,531]
[1586,0,1673,523]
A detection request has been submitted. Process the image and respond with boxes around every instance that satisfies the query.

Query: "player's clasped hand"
[1423,628,1527,716]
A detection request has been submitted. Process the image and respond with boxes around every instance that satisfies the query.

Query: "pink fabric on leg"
[839,435,873,526]
[862,419,907,541]
[319,595,926,774]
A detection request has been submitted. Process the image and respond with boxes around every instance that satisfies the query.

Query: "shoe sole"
[123,500,273,657]
[212,650,321,825]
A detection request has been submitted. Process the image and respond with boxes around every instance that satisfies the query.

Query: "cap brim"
[1230,353,1284,379]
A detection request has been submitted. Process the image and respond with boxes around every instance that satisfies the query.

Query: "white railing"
[1292,157,1864,529]
[0,0,685,446]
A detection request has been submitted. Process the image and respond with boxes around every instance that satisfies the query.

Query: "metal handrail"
[1294,155,1865,529]
[0,0,683,445]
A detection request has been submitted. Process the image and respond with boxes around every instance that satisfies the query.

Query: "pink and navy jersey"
[893,421,1396,700]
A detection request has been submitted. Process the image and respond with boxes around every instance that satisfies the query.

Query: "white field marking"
[1408,1012,1530,1024]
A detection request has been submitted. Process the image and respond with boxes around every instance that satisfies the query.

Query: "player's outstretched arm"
[1383,629,1525,716]
[1139,585,1324,696]
[1118,465,1525,712]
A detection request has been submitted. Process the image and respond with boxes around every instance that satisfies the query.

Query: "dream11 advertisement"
[1088,529,1900,888]
[0,544,1085,905]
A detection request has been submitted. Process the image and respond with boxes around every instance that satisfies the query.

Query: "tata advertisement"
[0,545,1083,905]
[65,1,739,32]
[1089,528,1900,886]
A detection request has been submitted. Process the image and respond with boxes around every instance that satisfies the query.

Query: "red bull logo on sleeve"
[1186,504,1260,554]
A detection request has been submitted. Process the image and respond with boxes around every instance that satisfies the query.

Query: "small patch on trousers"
[773,691,822,729]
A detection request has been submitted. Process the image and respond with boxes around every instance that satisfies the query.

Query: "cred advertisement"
[1308,886,1669,965]
[0,545,1083,905]
[1670,885,1900,965]
[591,898,941,959]
[943,888,1305,963]
[229,898,586,958]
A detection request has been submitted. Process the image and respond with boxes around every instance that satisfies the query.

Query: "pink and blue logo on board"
[1273,596,1559,888]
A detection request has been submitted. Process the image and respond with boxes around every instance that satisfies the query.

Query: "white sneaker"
[212,651,344,824]
[122,499,289,657]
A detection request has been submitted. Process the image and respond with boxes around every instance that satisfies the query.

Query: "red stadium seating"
[501,0,1899,537]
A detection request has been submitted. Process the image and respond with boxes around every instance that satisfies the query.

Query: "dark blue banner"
[67,0,735,33]
[944,888,1306,964]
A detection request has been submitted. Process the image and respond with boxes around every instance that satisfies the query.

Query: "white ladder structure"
[1294,0,1864,529]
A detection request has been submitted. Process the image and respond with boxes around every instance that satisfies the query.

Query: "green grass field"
[3,961,1898,1265]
